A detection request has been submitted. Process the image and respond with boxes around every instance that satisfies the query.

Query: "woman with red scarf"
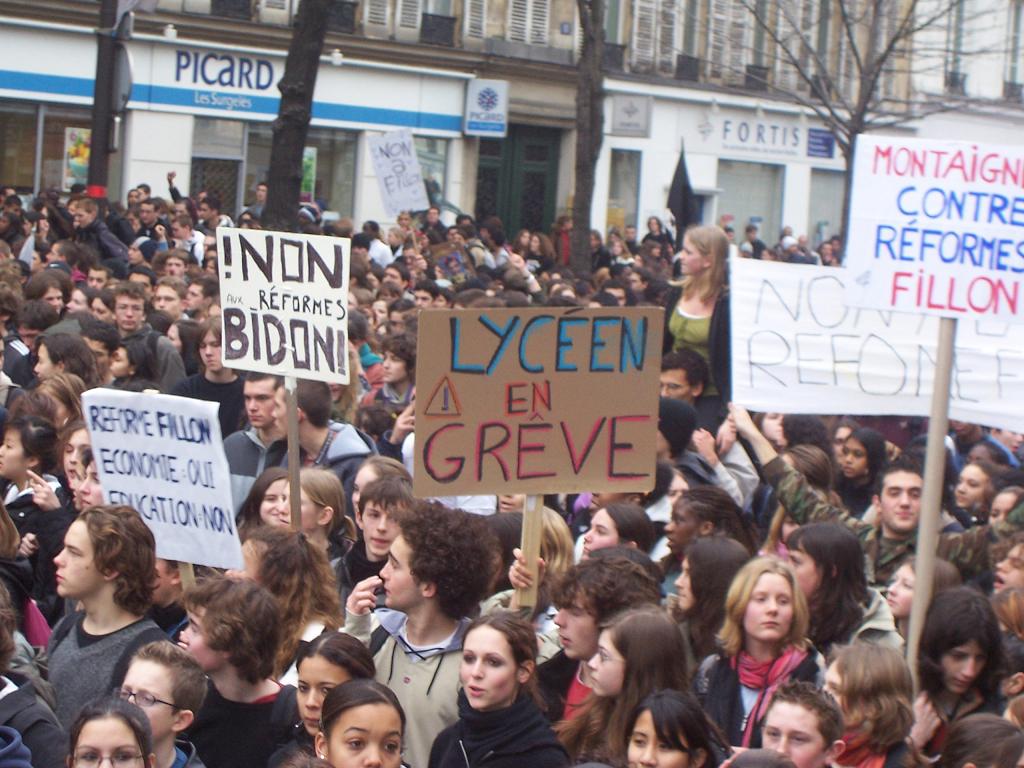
[693,557,824,749]
[825,643,923,768]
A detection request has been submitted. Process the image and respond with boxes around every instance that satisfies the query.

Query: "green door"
[475,125,561,234]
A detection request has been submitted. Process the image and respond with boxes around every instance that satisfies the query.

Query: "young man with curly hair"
[345,500,496,768]
[179,574,297,768]
[47,505,167,726]
[537,553,662,722]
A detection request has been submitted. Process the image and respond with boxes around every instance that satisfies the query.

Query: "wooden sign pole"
[285,375,302,530]
[179,562,196,591]
[905,316,957,692]
[515,495,544,610]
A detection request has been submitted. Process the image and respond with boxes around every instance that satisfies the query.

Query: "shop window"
[415,136,448,208]
[808,169,844,245]
[607,149,640,234]
[40,106,93,192]
[0,104,37,191]
[245,124,358,218]
[717,159,783,238]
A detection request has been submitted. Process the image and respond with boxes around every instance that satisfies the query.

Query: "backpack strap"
[369,625,389,656]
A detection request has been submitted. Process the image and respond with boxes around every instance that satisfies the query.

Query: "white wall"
[121,111,194,197]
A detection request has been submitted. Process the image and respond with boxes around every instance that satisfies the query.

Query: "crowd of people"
[0,178,1021,768]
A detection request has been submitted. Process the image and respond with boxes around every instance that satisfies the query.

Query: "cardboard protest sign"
[83,389,243,570]
[731,257,1024,431]
[845,135,1024,322]
[367,129,430,217]
[218,227,351,384]
[413,307,663,497]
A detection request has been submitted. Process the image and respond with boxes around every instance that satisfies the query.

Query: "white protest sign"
[367,129,430,216]
[83,389,243,570]
[218,227,350,384]
[845,135,1024,322]
[731,257,1024,431]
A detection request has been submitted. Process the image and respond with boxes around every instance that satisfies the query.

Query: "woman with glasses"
[67,697,156,768]
[556,607,690,764]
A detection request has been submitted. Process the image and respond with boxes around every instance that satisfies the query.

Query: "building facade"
[1,0,1021,241]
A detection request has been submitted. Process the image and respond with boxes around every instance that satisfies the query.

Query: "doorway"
[475,125,561,235]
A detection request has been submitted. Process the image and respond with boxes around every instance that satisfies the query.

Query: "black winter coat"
[428,692,568,768]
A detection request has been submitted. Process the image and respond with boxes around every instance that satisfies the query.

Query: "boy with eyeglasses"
[120,642,207,768]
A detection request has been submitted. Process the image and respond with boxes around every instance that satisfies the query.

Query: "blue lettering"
[620,318,648,372]
[239,57,253,89]
[256,60,274,89]
[555,317,588,372]
[449,317,484,374]
[589,317,617,372]
[875,225,897,259]
[217,55,235,87]
[200,53,217,85]
[518,315,553,373]
[478,315,520,375]
[174,50,190,83]
[897,186,917,216]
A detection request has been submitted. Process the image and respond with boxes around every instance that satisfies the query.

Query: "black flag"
[666,142,698,250]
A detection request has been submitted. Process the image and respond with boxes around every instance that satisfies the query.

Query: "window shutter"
[631,0,657,71]
[530,0,550,45]
[508,0,529,41]
[656,0,678,73]
[464,0,486,38]
[725,0,749,85]
[707,0,728,77]
[397,0,422,29]
[365,0,390,27]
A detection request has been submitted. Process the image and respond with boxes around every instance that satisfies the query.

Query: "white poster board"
[367,129,430,216]
[845,135,1024,323]
[731,257,1024,432]
[83,389,243,570]
[217,227,351,384]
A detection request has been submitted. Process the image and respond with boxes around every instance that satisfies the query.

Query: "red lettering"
[422,423,465,483]
[560,418,606,474]
[475,422,512,481]
[607,415,651,480]
[531,380,552,412]
[505,383,528,415]
[516,423,556,480]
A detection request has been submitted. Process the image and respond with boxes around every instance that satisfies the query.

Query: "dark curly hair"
[80,505,156,615]
[550,555,661,623]
[399,501,497,620]
[919,586,1003,700]
[781,415,833,464]
[182,574,280,684]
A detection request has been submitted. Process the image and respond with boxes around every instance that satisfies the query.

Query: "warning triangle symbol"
[424,376,462,417]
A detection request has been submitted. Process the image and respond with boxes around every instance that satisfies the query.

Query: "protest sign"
[731,257,1024,432]
[412,307,663,497]
[83,389,243,570]
[217,227,351,384]
[845,135,1024,322]
[367,129,430,217]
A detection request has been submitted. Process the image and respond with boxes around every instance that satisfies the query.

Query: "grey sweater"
[47,613,166,727]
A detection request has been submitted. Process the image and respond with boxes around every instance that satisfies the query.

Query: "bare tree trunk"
[263,0,333,232]
[570,0,605,275]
